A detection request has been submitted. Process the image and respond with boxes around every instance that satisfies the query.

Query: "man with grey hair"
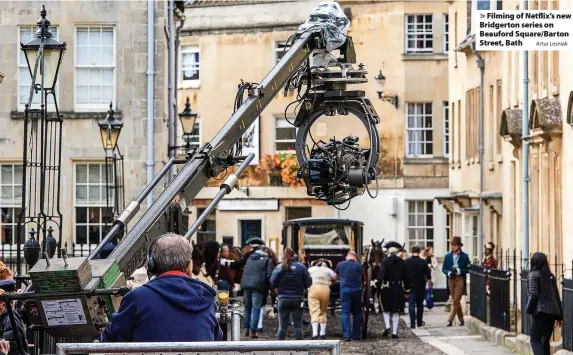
[101,234,222,342]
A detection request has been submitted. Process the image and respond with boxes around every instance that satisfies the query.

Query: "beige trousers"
[448,276,465,323]
[308,283,331,323]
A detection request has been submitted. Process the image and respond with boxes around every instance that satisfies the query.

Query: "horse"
[368,239,385,314]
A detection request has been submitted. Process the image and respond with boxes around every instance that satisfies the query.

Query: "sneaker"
[392,334,399,339]
[446,320,453,327]
[382,328,391,337]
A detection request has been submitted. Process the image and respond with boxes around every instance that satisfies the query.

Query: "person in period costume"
[379,241,409,339]
[482,242,498,296]
[442,236,470,327]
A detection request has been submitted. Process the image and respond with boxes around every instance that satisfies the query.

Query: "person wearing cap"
[334,250,362,342]
[442,236,470,327]
[240,238,273,339]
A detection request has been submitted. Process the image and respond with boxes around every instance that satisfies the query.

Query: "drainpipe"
[471,43,485,263]
[146,0,155,207]
[167,0,175,182]
[174,15,185,153]
[521,0,530,268]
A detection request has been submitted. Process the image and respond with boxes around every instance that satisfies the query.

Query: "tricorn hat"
[384,241,402,250]
[485,242,495,250]
[450,236,463,246]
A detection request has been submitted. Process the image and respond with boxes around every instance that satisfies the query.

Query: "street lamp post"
[168,97,199,157]
[18,5,66,274]
[98,103,125,224]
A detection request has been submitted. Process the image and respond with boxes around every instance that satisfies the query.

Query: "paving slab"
[404,307,516,355]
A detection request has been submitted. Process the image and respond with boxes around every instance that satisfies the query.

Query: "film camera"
[298,136,376,205]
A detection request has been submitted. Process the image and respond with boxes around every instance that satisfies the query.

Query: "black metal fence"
[469,264,487,323]
[562,278,573,351]
[520,269,532,336]
[489,268,511,331]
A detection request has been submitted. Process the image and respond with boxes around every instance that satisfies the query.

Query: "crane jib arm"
[109,31,323,278]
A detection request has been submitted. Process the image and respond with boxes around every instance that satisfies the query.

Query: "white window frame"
[406,200,434,249]
[73,162,114,247]
[443,101,449,157]
[17,26,60,111]
[406,102,434,158]
[274,41,291,65]
[0,164,23,245]
[74,26,117,112]
[180,45,200,88]
[274,117,297,153]
[405,14,434,54]
[443,13,449,53]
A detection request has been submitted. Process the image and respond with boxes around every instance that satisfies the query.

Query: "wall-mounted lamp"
[374,69,399,109]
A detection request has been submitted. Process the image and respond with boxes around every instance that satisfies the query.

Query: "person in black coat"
[405,245,432,329]
[526,252,563,355]
[0,290,27,355]
[379,242,409,339]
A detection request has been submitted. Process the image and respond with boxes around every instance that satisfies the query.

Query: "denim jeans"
[217,280,230,291]
[277,298,304,340]
[340,288,362,340]
[408,292,424,327]
[243,289,264,331]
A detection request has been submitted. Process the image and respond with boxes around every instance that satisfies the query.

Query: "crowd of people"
[0,232,562,355]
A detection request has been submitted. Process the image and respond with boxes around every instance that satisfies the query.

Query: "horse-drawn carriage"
[281,217,372,339]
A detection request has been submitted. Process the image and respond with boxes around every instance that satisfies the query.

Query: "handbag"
[425,286,435,310]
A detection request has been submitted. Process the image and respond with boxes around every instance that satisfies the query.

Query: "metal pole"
[521,0,530,269]
[471,43,485,263]
[174,17,185,155]
[184,154,254,240]
[231,303,242,341]
[168,0,175,182]
[146,0,155,207]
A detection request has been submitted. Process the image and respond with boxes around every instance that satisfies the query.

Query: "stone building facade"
[446,0,572,271]
[0,1,175,256]
[181,0,450,286]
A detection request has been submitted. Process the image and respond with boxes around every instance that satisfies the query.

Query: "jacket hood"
[142,275,216,313]
[249,250,266,261]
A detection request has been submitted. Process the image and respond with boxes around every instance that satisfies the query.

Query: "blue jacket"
[101,273,223,342]
[270,261,312,299]
[442,251,471,278]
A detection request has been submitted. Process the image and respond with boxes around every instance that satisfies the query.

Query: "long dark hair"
[204,240,220,271]
[531,252,552,277]
[282,248,296,272]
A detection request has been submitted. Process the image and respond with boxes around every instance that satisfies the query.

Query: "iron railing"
[489,268,511,331]
[562,278,573,351]
[469,264,487,323]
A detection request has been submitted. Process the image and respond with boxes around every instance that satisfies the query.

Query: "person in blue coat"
[442,236,470,327]
[101,234,222,342]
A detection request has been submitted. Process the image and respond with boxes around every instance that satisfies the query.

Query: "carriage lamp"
[20,5,66,90]
[98,102,123,151]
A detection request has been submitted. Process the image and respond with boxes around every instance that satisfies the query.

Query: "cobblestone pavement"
[244,308,446,355]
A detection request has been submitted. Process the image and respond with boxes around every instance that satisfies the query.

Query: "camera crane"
[10,3,381,351]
